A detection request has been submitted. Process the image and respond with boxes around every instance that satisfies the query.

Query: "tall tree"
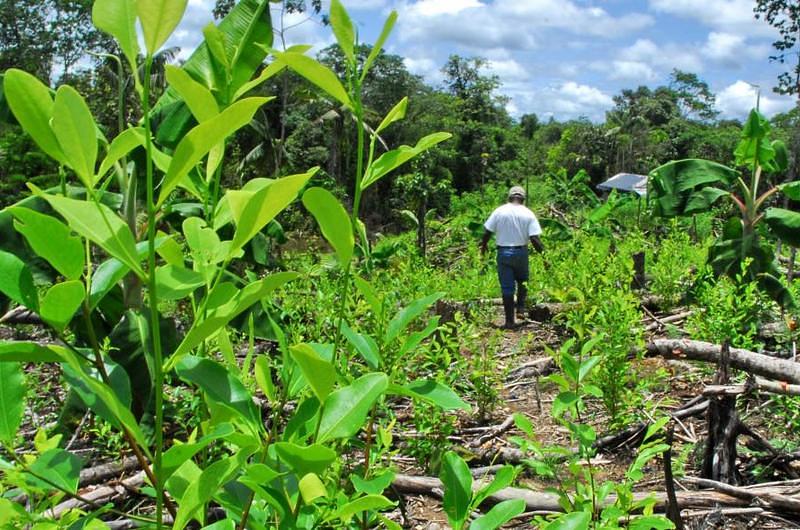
[754,0,800,95]
[669,69,719,121]
[0,0,53,81]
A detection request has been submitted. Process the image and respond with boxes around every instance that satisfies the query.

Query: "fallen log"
[79,456,140,486]
[646,339,800,384]
[49,471,145,518]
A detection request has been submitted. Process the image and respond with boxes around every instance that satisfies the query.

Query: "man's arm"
[480,229,493,255]
[530,235,544,253]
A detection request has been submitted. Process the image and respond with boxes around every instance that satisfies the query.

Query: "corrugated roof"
[597,172,648,197]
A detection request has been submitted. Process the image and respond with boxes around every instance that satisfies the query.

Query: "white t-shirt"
[484,203,542,247]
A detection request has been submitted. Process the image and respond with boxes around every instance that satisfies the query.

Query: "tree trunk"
[702,342,741,485]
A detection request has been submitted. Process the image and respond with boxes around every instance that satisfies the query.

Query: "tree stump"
[702,341,742,485]
[631,251,646,290]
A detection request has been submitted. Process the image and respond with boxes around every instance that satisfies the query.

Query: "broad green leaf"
[89,238,167,309]
[302,187,353,266]
[390,379,470,411]
[361,11,397,81]
[230,169,316,254]
[175,355,261,431]
[544,511,591,530]
[469,499,526,530]
[0,342,67,362]
[375,97,407,134]
[201,521,236,530]
[628,516,675,530]
[361,132,452,191]
[327,494,395,523]
[275,52,352,108]
[473,466,516,507]
[254,355,276,403]
[155,264,205,300]
[330,0,355,62]
[33,189,143,278]
[553,391,579,418]
[274,442,336,476]
[341,322,381,369]
[9,206,84,281]
[299,472,327,504]
[398,317,439,356]
[351,470,395,495]
[27,448,82,494]
[165,65,219,122]
[137,0,189,56]
[384,291,443,344]
[735,109,775,171]
[203,22,232,75]
[288,343,336,403]
[39,281,85,332]
[232,61,286,101]
[52,85,100,189]
[780,180,800,201]
[440,451,472,530]
[162,423,235,481]
[97,127,146,178]
[92,0,139,72]
[765,207,800,247]
[0,362,24,445]
[0,250,38,311]
[167,272,298,368]
[3,69,66,164]
[649,159,739,217]
[158,97,271,207]
[172,453,245,530]
[773,140,789,172]
[317,373,388,443]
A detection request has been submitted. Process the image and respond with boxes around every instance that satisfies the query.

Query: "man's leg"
[497,252,516,328]
[513,250,529,319]
[516,281,527,318]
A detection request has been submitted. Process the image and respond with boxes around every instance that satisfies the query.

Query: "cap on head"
[508,186,526,200]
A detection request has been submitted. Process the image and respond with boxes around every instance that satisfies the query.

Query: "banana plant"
[649,108,799,307]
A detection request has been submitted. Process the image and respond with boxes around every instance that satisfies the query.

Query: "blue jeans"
[496,247,528,296]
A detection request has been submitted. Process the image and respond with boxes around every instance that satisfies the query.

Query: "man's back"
[484,203,541,247]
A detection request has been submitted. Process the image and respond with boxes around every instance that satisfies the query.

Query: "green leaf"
[3,69,66,165]
[167,272,298,368]
[302,187,353,266]
[628,515,675,530]
[39,281,85,332]
[735,109,775,170]
[0,250,38,311]
[341,322,381,369]
[162,423,235,481]
[92,0,140,73]
[553,391,579,418]
[780,180,800,201]
[52,85,99,189]
[440,451,472,530]
[232,61,286,101]
[361,10,397,81]
[361,132,452,191]
[649,159,739,217]
[27,448,82,494]
[275,52,352,108]
[0,362,24,445]
[473,465,516,507]
[176,356,261,431]
[165,65,219,122]
[317,373,388,443]
[469,499,526,530]
[327,494,396,523]
[288,343,336,403]
[88,238,166,309]
[398,317,439,356]
[137,0,189,56]
[9,207,85,281]
[765,207,800,247]
[391,379,470,411]
[274,442,337,476]
[385,291,443,344]
[351,470,395,495]
[298,472,327,504]
[230,169,316,254]
[329,0,355,62]
[33,189,144,278]
[375,97,407,134]
[172,453,246,530]
[254,355,276,403]
[97,127,146,178]
[0,341,67,362]
[155,264,205,300]
[773,140,789,172]
[544,512,591,530]
[158,97,271,207]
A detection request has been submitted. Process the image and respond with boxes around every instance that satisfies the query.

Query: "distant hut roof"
[597,172,648,197]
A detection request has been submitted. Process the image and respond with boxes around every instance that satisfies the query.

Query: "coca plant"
[0,1,459,529]
[649,108,800,307]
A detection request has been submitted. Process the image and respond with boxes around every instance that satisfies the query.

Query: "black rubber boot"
[516,283,527,319]
[502,294,516,329]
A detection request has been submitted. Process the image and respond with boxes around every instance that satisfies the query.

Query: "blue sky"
[170,0,798,122]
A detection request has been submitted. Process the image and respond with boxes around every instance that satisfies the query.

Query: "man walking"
[480,186,544,329]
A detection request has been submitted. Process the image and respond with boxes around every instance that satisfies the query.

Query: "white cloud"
[485,58,530,82]
[716,80,795,118]
[701,32,769,68]
[507,82,614,121]
[406,0,483,17]
[620,39,704,73]
[648,0,776,37]
[607,60,657,82]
